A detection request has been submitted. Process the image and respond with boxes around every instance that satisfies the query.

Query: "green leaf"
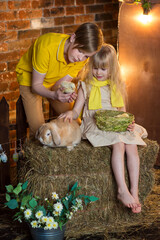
[6,199,18,209]
[29,198,37,209]
[71,199,76,205]
[13,184,22,195]
[59,221,63,230]
[6,185,13,193]
[63,200,69,210]
[6,193,10,202]
[21,195,32,206]
[78,194,85,198]
[14,212,22,217]
[71,182,78,191]
[22,181,28,190]
[84,198,90,205]
[87,196,99,202]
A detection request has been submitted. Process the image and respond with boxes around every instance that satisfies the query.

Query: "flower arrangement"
[4,181,98,230]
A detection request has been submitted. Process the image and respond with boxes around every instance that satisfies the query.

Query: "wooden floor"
[0,168,160,240]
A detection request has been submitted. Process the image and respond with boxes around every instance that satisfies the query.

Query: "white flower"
[20,206,25,210]
[18,219,22,223]
[71,206,78,212]
[24,209,32,219]
[54,202,63,212]
[35,210,43,219]
[52,221,58,229]
[66,212,73,219]
[47,216,54,223]
[76,198,83,209]
[76,198,82,205]
[53,210,60,216]
[42,216,48,223]
[52,192,59,200]
[45,222,53,230]
[45,198,48,201]
[31,220,38,228]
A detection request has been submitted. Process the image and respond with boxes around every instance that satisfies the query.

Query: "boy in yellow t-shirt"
[16,22,103,136]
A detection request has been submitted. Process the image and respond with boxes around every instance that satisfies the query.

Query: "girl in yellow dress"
[59,43,148,213]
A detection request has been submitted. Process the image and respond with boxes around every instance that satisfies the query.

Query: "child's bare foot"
[130,191,141,214]
[117,188,137,208]
[131,204,141,213]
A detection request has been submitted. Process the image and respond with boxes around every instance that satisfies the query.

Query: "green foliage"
[6,185,14,193]
[13,183,22,195]
[134,0,151,11]
[4,181,99,230]
[29,198,37,208]
[6,199,18,209]
[22,181,28,190]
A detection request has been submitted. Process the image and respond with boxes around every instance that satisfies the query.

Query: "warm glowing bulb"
[120,65,135,81]
[137,14,152,24]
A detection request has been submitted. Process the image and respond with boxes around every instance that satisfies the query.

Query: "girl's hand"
[127,121,135,131]
[58,111,73,122]
[68,91,77,103]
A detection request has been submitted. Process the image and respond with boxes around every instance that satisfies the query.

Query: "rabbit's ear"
[50,126,61,146]
[35,124,45,139]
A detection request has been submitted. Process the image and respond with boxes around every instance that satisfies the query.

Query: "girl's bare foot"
[131,204,141,213]
[117,188,137,208]
[130,191,141,213]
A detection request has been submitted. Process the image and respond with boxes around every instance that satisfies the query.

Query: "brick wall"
[0,0,119,124]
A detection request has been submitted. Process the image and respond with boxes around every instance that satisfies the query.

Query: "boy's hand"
[55,88,72,102]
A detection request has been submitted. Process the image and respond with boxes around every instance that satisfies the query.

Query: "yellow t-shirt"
[16,33,87,88]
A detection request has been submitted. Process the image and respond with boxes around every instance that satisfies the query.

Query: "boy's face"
[67,34,96,63]
[92,67,110,81]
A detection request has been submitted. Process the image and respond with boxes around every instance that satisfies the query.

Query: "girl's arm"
[31,69,76,102]
[58,85,85,122]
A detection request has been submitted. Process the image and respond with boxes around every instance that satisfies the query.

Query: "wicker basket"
[95,110,134,132]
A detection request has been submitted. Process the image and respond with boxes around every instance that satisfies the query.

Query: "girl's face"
[92,67,110,81]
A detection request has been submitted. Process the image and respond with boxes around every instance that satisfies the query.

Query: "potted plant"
[4,181,99,240]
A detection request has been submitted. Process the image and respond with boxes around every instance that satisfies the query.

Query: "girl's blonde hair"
[74,22,103,53]
[83,43,126,98]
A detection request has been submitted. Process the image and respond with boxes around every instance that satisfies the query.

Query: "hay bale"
[18,138,159,238]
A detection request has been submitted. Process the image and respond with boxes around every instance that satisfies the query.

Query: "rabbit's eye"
[47,132,50,136]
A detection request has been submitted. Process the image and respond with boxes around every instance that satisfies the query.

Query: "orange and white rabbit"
[35,118,81,151]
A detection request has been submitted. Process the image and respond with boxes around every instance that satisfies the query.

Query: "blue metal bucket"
[29,225,66,240]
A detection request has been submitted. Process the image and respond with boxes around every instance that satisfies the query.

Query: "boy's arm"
[32,69,74,102]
